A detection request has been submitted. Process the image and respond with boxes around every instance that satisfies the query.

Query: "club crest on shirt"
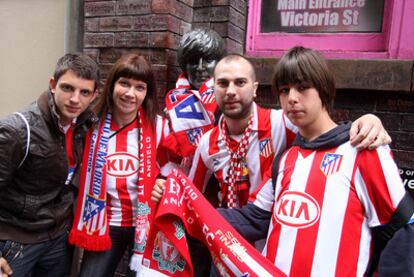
[152,231,185,273]
[320,153,343,176]
[274,191,320,228]
[186,128,203,146]
[259,138,273,158]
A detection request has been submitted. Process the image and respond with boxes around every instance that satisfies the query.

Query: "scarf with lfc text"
[69,109,157,251]
[164,73,217,166]
[135,169,286,277]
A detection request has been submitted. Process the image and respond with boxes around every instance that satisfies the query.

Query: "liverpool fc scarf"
[69,110,157,251]
[164,74,217,165]
[136,169,286,277]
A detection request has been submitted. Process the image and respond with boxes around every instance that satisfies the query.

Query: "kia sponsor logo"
[274,191,320,228]
[106,153,139,177]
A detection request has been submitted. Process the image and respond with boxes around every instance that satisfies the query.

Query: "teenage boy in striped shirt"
[219,46,410,277]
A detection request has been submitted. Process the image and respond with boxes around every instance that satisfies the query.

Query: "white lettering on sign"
[399,168,414,189]
[403,179,414,189]
[342,9,359,25]
[405,169,414,176]
[278,0,307,10]
[276,0,368,28]
[281,11,339,27]
[308,0,366,9]
[274,191,320,228]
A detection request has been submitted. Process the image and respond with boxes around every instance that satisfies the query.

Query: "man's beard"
[221,101,253,120]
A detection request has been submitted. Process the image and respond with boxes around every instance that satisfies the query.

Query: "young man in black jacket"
[0,53,99,276]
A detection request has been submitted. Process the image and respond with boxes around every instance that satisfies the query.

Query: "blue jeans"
[79,226,135,277]
[0,232,73,277]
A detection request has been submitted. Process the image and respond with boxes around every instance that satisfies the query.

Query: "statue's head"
[177,28,226,90]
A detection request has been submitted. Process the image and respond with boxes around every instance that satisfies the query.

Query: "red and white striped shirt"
[106,115,175,227]
[253,142,405,277]
[189,103,297,206]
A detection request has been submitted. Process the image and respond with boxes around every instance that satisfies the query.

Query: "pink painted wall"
[246,0,414,59]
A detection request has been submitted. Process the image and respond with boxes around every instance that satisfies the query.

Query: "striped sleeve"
[156,115,181,177]
[354,145,406,227]
[188,132,213,193]
[249,166,275,212]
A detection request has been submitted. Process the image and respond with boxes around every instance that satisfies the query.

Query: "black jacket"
[0,90,97,243]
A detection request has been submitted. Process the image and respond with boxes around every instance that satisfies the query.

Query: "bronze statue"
[164,30,226,276]
[177,28,225,90]
[164,28,225,167]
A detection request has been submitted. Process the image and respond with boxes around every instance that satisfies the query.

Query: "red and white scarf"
[164,74,217,165]
[64,119,77,185]
[221,115,254,208]
[136,169,286,277]
[69,109,157,252]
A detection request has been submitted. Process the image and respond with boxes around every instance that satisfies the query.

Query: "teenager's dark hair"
[94,54,159,124]
[272,46,336,110]
[54,53,100,90]
[177,28,226,71]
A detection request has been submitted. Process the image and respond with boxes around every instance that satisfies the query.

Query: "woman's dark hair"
[94,54,159,124]
[272,46,336,111]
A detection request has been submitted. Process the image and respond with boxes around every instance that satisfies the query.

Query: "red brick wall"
[83,0,247,104]
[192,0,247,54]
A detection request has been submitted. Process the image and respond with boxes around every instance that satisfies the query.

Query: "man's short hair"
[177,28,226,71]
[53,53,100,90]
[272,46,336,110]
[214,54,256,81]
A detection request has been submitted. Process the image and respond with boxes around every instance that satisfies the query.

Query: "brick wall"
[192,0,247,54]
[83,0,247,104]
[83,0,185,105]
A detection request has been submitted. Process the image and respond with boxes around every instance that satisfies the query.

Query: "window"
[246,0,413,59]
